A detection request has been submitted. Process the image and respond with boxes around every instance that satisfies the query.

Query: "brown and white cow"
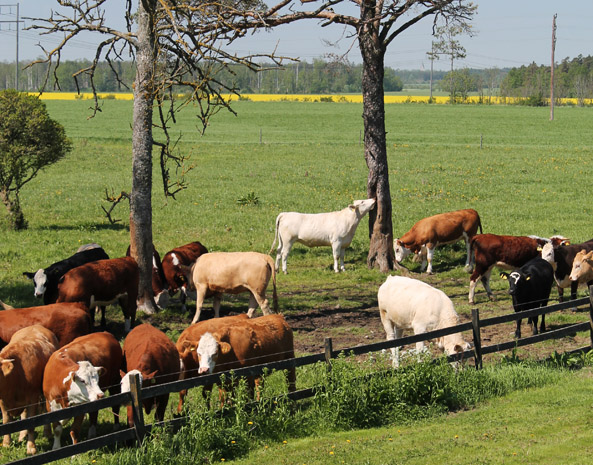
[126,245,169,309]
[541,239,593,302]
[120,324,180,426]
[183,251,278,324]
[161,241,208,311]
[394,209,482,274]
[43,332,123,449]
[0,302,90,349]
[176,314,249,413]
[56,256,139,332]
[193,314,296,400]
[468,234,569,304]
[1,325,59,455]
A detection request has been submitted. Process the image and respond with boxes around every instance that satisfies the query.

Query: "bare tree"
[28,0,283,314]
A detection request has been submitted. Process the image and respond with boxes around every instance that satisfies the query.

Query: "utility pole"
[550,13,557,121]
[0,3,23,90]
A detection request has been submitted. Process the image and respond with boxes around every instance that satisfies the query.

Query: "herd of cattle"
[2,200,593,455]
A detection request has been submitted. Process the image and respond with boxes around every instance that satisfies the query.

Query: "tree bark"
[358,5,394,273]
[130,0,158,315]
[0,188,27,230]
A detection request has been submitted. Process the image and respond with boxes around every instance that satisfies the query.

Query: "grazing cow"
[394,208,482,274]
[270,198,376,273]
[23,247,109,305]
[120,324,180,426]
[568,249,593,288]
[43,332,122,449]
[56,256,139,331]
[161,241,209,311]
[377,275,471,368]
[468,234,568,304]
[184,252,277,324]
[126,244,169,309]
[541,239,593,302]
[500,257,554,338]
[176,314,249,413]
[0,302,90,349]
[1,325,59,455]
[193,314,296,400]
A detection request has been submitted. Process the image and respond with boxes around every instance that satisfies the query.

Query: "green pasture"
[1,100,593,462]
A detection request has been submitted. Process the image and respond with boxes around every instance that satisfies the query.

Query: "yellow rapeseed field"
[33,92,590,106]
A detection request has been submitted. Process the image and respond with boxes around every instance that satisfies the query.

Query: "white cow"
[377,275,471,367]
[270,198,376,273]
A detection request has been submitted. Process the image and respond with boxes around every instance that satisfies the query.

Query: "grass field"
[1,99,593,463]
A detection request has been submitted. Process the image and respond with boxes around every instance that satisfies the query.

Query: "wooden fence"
[3,289,593,465]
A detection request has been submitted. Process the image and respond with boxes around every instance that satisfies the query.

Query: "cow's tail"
[477,214,483,234]
[268,213,282,255]
[266,255,279,313]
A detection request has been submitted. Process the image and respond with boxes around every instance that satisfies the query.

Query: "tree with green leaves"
[0,89,71,230]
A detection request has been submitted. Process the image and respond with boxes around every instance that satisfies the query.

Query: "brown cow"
[0,302,90,349]
[394,209,482,274]
[1,325,59,455]
[193,314,296,401]
[43,332,122,449]
[184,251,278,324]
[161,241,208,311]
[469,234,569,304]
[120,324,180,426]
[569,249,593,285]
[126,245,169,309]
[176,314,249,413]
[56,256,139,331]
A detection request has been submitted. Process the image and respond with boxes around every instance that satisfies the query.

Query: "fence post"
[324,337,333,371]
[130,373,146,446]
[471,308,483,370]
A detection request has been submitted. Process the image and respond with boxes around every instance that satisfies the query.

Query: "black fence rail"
[4,289,593,465]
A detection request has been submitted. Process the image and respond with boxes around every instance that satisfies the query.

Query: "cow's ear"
[23,271,35,280]
[119,369,126,379]
[58,276,65,284]
[348,204,356,211]
[500,272,509,280]
[1,359,15,376]
[537,246,542,252]
[220,342,232,355]
[95,366,106,377]
[145,370,158,381]
[584,251,593,261]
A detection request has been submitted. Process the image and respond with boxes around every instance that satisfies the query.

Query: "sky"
[0,1,591,71]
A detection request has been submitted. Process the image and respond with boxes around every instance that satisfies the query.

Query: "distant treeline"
[500,55,593,104]
[0,59,404,94]
[2,55,593,103]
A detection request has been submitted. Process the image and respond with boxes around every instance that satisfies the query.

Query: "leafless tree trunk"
[129,0,158,314]
[359,4,394,273]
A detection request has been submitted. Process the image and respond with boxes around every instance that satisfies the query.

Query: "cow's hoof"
[468,300,475,305]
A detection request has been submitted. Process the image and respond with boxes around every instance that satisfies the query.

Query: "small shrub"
[237,191,259,206]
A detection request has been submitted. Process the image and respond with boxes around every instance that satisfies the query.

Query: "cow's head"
[393,239,412,263]
[500,270,529,296]
[23,269,47,298]
[63,361,105,406]
[350,198,376,218]
[569,250,593,282]
[539,242,555,264]
[196,332,231,375]
[119,368,158,396]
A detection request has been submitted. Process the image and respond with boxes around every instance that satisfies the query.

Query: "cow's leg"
[570,281,578,301]
[558,286,564,303]
[70,414,84,444]
[515,316,522,338]
[339,246,346,272]
[99,306,107,329]
[468,278,479,304]
[87,411,98,439]
[425,246,435,274]
[379,313,398,367]
[1,405,10,449]
[191,286,207,324]
[177,390,187,414]
[331,242,341,273]
[51,422,63,450]
[248,292,270,317]
[279,239,295,274]
[213,294,222,318]
[540,311,546,333]
[24,405,36,455]
[463,233,473,272]
[155,394,170,423]
[481,268,495,300]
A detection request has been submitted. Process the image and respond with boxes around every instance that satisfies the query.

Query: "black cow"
[540,239,593,302]
[23,247,110,304]
[500,257,554,338]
